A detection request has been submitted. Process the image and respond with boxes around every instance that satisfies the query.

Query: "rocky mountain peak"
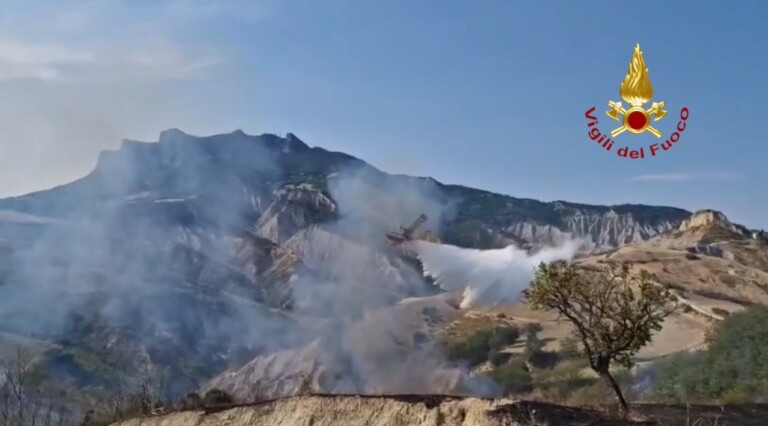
[158,128,196,144]
[284,132,310,153]
[677,209,733,232]
[674,210,759,243]
[641,209,768,270]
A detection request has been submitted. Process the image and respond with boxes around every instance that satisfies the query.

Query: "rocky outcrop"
[500,208,680,247]
[677,210,743,235]
[204,294,474,402]
[283,226,422,295]
[559,209,678,246]
[686,243,736,261]
[204,340,363,400]
[440,187,688,249]
[643,210,768,267]
[254,184,337,243]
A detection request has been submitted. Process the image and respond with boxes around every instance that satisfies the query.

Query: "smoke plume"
[410,239,585,309]
[0,130,515,404]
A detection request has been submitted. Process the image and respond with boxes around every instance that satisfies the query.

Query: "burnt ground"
[632,403,768,426]
[200,393,470,414]
[490,401,768,425]
[184,394,768,425]
[489,401,656,425]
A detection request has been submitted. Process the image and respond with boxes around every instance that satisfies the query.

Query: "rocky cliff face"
[435,187,687,250]
[204,293,475,402]
[502,206,679,247]
[0,129,693,407]
[677,209,744,234]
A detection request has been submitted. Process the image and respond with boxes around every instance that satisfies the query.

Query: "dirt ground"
[111,395,768,426]
[492,300,711,362]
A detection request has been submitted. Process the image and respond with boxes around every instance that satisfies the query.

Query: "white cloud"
[0,38,220,82]
[0,40,92,81]
[626,172,743,182]
[0,1,269,197]
[0,1,276,82]
[153,0,279,23]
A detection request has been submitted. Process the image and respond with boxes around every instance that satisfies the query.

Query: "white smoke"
[410,239,585,309]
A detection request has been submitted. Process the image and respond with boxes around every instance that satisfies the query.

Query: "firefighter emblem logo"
[606,44,667,138]
[584,44,690,159]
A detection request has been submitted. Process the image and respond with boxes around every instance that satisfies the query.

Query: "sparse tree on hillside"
[0,345,74,426]
[524,260,677,416]
[1,346,34,425]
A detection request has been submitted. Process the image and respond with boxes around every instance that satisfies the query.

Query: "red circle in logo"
[627,111,647,130]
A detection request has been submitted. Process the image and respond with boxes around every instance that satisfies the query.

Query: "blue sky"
[0,1,765,229]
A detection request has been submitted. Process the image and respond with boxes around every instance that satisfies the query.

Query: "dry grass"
[580,246,768,301]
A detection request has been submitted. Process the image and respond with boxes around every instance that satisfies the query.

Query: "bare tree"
[1,346,35,425]
[82,358,166,425]
[525,260,677,416]
[0,346,77,426]
[43,396,54,426]
[2,384,11,425]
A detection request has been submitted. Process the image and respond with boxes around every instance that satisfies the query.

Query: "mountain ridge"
[0,129,690,244]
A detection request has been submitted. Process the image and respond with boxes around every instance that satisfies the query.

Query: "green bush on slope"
[444,325,520,367]
[652,306,768,402]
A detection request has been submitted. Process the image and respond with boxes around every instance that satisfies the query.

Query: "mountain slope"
[579,209,768,307]
[0,129,708,410]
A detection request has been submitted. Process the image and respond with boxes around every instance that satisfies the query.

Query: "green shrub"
[527,348,560,369]
[488,349,512,367]
[567,380,614,407]
[445,325,520,367]
[444,329,494,366]
[652,306,768,403]
[531,359,587,388]
[523,322,543,334]
[651,351,709,402]
[488,325,520,350]
[559,336,581,360]
[488,359,533,394]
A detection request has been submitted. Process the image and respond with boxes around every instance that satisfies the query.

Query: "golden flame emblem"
[620,45,653,106]
[606,44,667,138]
